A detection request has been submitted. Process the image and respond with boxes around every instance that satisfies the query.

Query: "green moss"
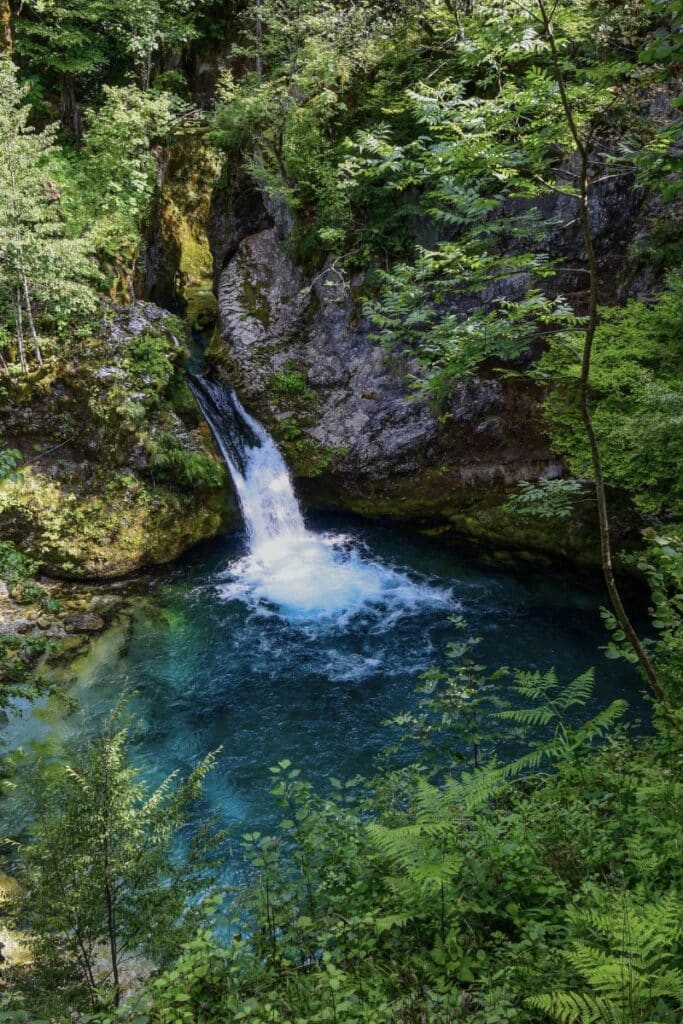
[0,308,237,580]
[241,274,271,327]
[175,214,217,330]
[0,465,235,579]
[270,367,316,403]
[154,139,219,331]
[282,437,348,477]
[261,363,324,465]
[167,372,197,418]
[300,467,601,568]
[123,331,176,393]
[146,437,227,490]
[272,417,304,444]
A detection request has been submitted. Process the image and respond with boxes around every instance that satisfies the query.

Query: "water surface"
[6,514,646,833]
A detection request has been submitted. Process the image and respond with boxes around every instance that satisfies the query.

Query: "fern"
[500,669,627,779]
[529,892,683,1024]
[530,990,617,1024]
[556,670,598,711]
[444,764,507,811]
[498,705,557,727]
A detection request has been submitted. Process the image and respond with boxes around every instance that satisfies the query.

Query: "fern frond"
[372,911,415,933]
[414,777,451,825]
[573,701,628,743]
[411,853,462,886]
[498,706,556,727]
[547,891,683,1024]
[444,765,506,810]
[556,668,595,711]
[500,744,558,779]
[527,989,612,1024]
[512,668,559,701]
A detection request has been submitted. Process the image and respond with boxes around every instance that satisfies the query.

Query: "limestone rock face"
[206,136,664,563]
[208,187,583,561]
[214,226,439,478]
[209,217,560,487]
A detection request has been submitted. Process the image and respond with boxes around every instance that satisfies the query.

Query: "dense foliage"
[0,1,682,1022]
[209,1,680,260]
[0,59,98,368]
[209,0,683,703]
[3,646,680,1024]
[120,733,681,1024]
[209,0,683,527]
[541,273,683,520]
[3,700,225,1015]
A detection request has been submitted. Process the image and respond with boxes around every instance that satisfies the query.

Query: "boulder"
[0,303,237,579]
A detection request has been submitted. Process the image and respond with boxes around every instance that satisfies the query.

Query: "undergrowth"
[3,639,679,1024]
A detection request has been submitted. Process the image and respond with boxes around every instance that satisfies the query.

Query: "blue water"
[5,513,647,835]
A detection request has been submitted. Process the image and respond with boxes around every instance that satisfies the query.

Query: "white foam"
[194,382,452,625]
[217,531,452,624]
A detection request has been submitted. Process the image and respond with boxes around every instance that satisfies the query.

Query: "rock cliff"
[205,158,658,564]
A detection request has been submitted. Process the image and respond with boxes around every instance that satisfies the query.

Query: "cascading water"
[189,375,451,621]
[189,375,307,550]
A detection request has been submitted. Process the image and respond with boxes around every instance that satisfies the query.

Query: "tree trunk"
[21,270,42,366]
[574,157,667,704]
[45,845,99,1007]
[13,231,43,367]
[1,0,11,51]
[142,50,153,91]
[102,745,121,1006]
[256,4,263,78]
[59,73,82,140]
[535,0,667,705]
[15,289,27,373]
[105,877,120,1005]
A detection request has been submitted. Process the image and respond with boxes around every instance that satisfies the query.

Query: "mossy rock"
[0,456,236,581]
[298,467,603,569]
[0,303,237,580]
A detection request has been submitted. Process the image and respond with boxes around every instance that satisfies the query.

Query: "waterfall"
[188,375,307,552]
[189,374,451,622]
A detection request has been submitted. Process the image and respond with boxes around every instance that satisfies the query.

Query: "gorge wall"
[0,107,670,583]
[203,156,663,566]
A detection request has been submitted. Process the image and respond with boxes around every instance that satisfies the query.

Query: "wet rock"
[212,227,439,479]
[209,194,557,536]
[0,301,236,580]
[65,612,106,634]
[87,593,123,616]
[208,167,274,284]
[93,366,126,381]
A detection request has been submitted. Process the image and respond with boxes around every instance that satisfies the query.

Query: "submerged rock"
[64,612,106,633]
